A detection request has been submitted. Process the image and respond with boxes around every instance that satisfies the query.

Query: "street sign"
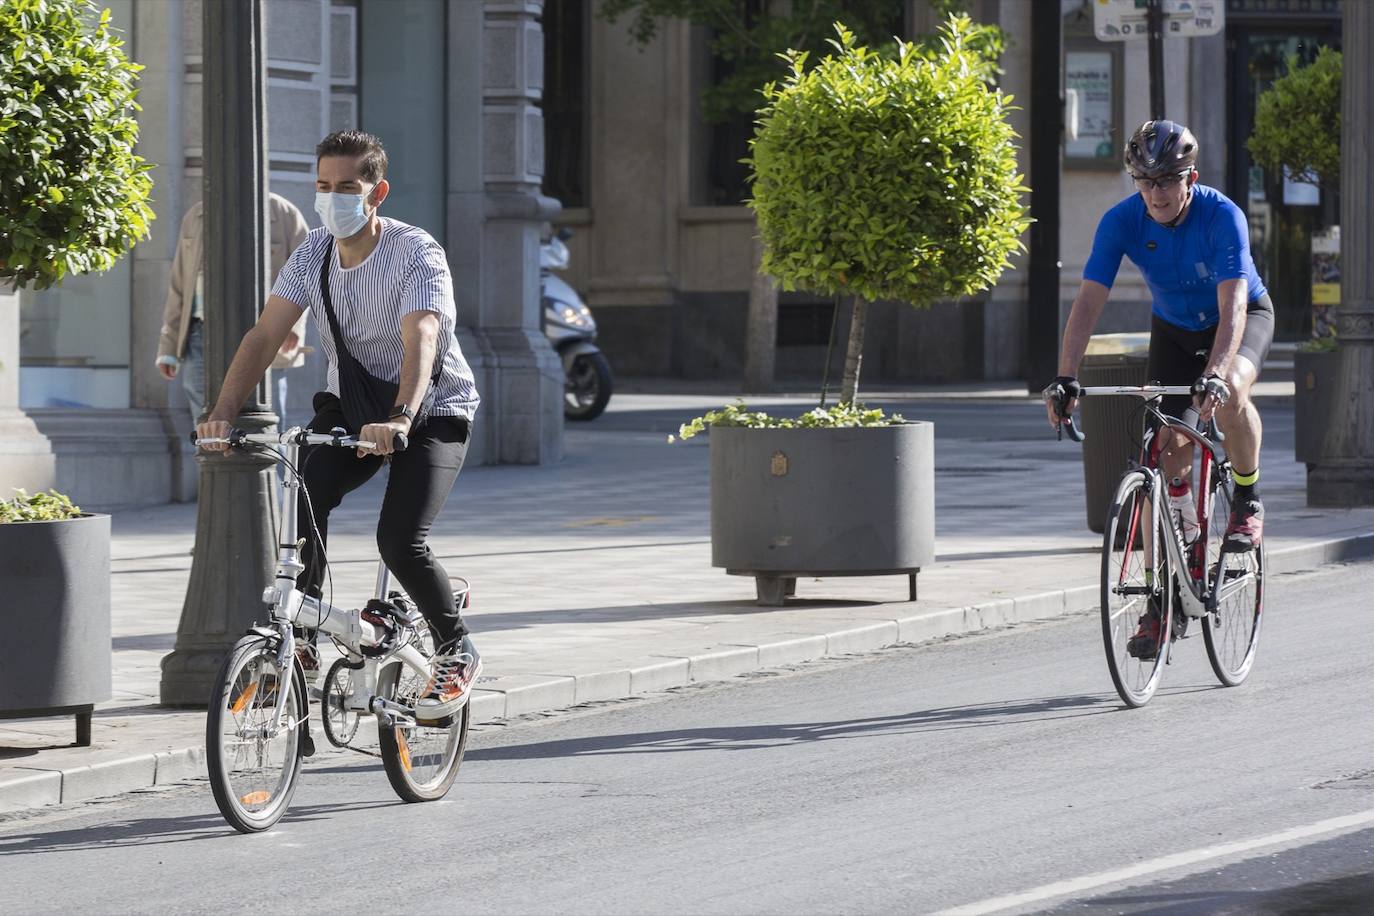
[1092,0,1224,42]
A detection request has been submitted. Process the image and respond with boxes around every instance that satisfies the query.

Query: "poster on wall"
[1065,50,1115,162]
[1311,225,1340,339]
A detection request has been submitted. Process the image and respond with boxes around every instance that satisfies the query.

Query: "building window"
[698,2,905,206]
[18,0,134,410]
[543,0,588,209]
[358,0,446,242]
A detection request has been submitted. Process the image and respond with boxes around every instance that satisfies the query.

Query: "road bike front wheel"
[1202,475,1264,686]
[377,655,469,803]
[206,635,306,833]
[1101,470,1174,708]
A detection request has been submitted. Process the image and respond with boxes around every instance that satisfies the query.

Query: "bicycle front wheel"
[377,656,469,803]
[1101,470,1173,707]
[206,635,306,833]
[1202,475,1264,686]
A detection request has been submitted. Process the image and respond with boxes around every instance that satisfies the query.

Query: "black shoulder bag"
[317,237,444,433]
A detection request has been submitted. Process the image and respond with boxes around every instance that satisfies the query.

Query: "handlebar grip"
[393,433,409,453]
[190,427,243,446]
[1061,415,1086,443]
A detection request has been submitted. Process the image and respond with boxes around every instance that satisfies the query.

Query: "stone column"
[0,283,57,494]
[1308,3,1374,506]
[449,1,563,466]
[160,0,278,706]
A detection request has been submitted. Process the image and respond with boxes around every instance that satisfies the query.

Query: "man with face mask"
[1041,120,1273,662]
[197,130,483,721]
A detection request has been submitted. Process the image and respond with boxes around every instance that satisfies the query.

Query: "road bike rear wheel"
[1101,470,1174,707]
[206,635,305,833]
[1202,475,1264,686]
[377,654,469,803]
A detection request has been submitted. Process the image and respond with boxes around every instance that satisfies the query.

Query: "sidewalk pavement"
[4,382,1372,814]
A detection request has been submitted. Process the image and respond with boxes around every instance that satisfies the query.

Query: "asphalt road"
[2,562,1369,915]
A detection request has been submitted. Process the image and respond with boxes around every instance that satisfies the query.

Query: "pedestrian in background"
[156,193,311,424]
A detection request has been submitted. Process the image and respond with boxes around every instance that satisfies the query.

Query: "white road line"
[937,807,1374,916]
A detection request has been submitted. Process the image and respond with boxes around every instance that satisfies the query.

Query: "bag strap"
[317,235,446,385]
[317,237,362,372]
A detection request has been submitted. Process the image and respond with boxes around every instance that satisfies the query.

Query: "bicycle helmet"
[1123,120,1198,178]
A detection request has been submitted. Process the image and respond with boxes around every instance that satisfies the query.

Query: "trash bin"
[1080,333,1150,534]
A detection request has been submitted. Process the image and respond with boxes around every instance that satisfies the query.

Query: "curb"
[4,532,1372,816]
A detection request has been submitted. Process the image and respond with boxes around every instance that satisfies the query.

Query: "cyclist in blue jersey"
[1042,120,1272,660]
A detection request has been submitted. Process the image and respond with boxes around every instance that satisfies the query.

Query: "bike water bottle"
[1168,477,1199,545]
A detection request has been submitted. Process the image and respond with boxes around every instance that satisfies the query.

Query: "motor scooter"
[542,228,612,421]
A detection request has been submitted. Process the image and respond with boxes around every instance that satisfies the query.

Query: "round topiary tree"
[747,15,1029,404]
[0,0,154,290]
[1248,46,1341,189]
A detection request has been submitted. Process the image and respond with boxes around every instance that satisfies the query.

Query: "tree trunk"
[839,296,867,406]
[743,233,777,393]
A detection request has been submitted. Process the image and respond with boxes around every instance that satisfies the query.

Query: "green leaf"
[0,0,153,289]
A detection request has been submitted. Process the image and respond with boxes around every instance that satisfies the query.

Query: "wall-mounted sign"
[1093,0,1225,42]
[1066,50,1117,160]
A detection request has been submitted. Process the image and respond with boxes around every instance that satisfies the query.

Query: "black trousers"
[297,393,470,648]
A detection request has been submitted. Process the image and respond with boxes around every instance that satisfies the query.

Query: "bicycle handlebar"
[191,428,409,453]
[1047,385,1225,446]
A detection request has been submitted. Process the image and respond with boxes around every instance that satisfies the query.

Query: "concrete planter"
[709,423,935,605]
[0,513,111,745]
[1294,349,1339,467]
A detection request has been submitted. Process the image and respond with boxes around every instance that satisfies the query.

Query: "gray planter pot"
[709,423,935,605]
[1294,349,1339,466]
[0,513,111,745]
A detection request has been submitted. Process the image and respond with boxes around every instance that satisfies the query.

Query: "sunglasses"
[1132,170,1193,192]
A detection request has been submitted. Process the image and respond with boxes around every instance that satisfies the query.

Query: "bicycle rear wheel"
[377,653,469,803]
[1202,475,1264,686]
[1101,470,1174,707]
[206,635,305,833]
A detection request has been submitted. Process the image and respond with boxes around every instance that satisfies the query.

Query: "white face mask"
[314,191,371,239]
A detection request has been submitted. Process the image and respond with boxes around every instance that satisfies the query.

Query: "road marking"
[937,807,1374,916]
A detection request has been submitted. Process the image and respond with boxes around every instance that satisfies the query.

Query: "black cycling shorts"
[1146,293,1274,419]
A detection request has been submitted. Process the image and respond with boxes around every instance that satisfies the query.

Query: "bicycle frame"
[1077,387,1257,620]
[204,428,437,736]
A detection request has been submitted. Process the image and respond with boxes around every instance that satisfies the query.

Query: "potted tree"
[0,491,110,745]
[1247,46,1341,467]
[0,0,153,742]
[679,16,1029,605]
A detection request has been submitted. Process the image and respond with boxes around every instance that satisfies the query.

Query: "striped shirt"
[271,218,480,421]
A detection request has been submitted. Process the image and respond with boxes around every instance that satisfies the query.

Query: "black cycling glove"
[1042,376,1082,418]
[1192,373,1230,406]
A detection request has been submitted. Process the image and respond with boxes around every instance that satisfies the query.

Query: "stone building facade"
[546,0,1340,383]
[5,0,1342,509]
[11,0,562,510]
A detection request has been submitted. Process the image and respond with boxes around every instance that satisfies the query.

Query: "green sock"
[1144,568,1155,587]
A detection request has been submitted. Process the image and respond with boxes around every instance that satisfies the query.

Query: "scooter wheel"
[564,351,613,421]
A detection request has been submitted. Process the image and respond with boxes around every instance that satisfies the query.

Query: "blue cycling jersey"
[1082,184,1267,332]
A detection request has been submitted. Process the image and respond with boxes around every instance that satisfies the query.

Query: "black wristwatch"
[389,404,415,425]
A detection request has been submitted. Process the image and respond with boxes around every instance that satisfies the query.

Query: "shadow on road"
[1070,869,1374,914]
[0,799,404,855]
[467,692,1127,761]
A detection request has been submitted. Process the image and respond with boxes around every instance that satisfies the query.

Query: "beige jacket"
[156,193,311,371]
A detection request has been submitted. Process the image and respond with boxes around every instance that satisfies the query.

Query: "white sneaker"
[415,636,481,723]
